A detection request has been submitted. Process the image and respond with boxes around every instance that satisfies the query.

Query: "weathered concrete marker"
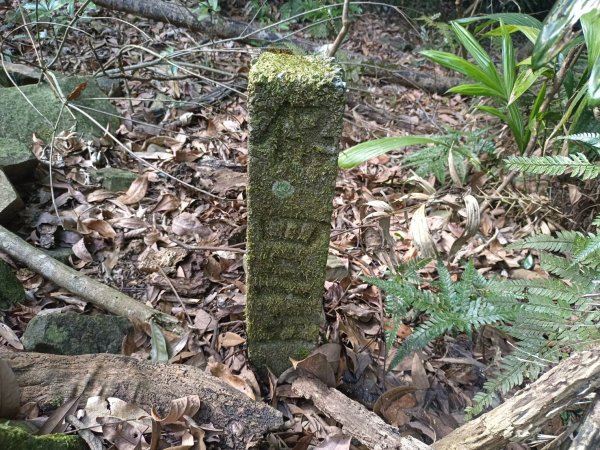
[246,52,345,375]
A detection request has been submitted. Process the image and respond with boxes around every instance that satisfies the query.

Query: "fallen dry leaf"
[117,172,149,204]
[151,395,201,424]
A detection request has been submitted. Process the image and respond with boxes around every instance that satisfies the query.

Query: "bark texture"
[291,376,432,450]
[433,348,600,450]
[2,352,283,450]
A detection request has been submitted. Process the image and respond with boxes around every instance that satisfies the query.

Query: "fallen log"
[2,352,283,450]
[291,375,432,450]
[568,393,600,450]
[433,347,600,450]
[0,225,182,334]
[91,0,462,94]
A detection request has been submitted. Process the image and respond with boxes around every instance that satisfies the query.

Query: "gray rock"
[0,137,38,181]
[41,247,73,265]
[90,167,138,192]
[0,259,25,310]
[22,312,133,355]
[0,168,24,225]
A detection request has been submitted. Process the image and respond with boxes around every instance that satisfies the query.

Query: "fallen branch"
[433,347,600,450]
[0,225,182,334]
[3,352,283,450]
[291,375,432,450]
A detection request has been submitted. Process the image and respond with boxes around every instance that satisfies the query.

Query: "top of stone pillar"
[248,52,345,139]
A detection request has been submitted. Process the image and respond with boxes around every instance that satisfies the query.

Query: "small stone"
[42,247,74,265]
[0,259,26,310]
[90,167,138,192]
[22,312,133,355]
[0,137,38,181]
[0,169,24,226]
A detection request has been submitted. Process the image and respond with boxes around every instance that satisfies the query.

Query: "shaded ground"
[0,2,591,449]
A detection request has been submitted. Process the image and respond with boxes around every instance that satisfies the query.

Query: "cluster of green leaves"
[365,260,504,371]
[468,230,600,417]
[12,0,95,25]
[402,128,493,184]
[372,248,600,418]
[344,0,600,421]
[195,0,221,21]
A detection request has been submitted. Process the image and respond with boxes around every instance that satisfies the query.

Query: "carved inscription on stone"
[246,52,345,374]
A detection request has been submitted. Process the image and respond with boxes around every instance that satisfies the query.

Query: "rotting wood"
[2,352,283,450]
[291,375,432,450]
[91,0,462,94]
[433,347,600,450]
[0,225,182,334]
[568,393,600,450]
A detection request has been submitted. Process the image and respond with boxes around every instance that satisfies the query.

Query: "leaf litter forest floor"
[0,4,596,450]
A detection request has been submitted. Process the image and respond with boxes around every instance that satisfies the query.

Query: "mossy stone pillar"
[246,52,345,375]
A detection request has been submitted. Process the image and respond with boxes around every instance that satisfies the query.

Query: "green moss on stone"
[0,76,119,144]
[246,52,345,375]
[0,259,25,309]
[0,422,86,450]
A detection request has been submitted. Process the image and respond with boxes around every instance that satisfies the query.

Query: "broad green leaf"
[528,81,547,126]
[509,67,542,105]
[420,50,504,96]
[485,24,540,44]
[451,22,504,97]
[582,10,600,104]
[338,136,446,169]
[507,103,528,152]
[532,0,600,70]
[448,83,503,97]
[457,13,543,29]
[501,20,516,96]
[150,320,169,363]
[476,105,508,122]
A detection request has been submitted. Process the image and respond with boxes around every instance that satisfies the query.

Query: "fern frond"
[507,230,585,254]
[505,153,600,180]
[558,132,600,149]
[573,233,600,264]
[539,253,594,284]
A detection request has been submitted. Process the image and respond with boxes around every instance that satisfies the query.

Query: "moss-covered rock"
[0,422,86,450]
[0,258,25,310]
[0,168,24,227]
[245,53,345,375]
[0,76,119,145]
[22,312,133,355]
[0,138,38,181]
[89,167,138,192]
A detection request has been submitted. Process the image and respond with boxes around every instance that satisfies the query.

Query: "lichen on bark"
[246,52,345,375]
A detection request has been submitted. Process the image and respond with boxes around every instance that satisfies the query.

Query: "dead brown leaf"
[118,173,149,204]
[151,395,201,424]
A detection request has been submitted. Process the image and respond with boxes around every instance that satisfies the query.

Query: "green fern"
[558,132,600,150]
[466,231,600,417]
[365,260,504,373]
[505,153,600,179]
[368,237,600,419]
